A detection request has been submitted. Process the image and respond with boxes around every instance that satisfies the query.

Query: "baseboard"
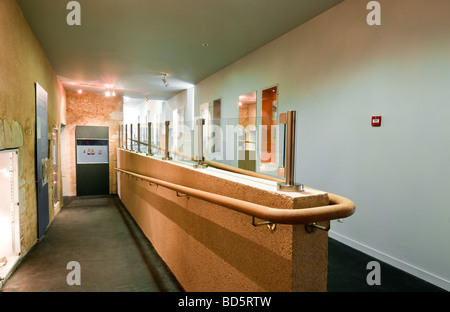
[329,230,450,291]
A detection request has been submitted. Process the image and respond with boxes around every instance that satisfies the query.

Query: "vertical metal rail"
[137,123,141,153]
[162,121,172,160]
[125,125,128,150]
[130,124,134,151]
[118,125,122,148]
[194,118,207,168]
[147,122,153,156]
[121,125,124,149]
[277,111,304,192]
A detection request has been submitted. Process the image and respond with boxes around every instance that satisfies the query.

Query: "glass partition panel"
[170,118,196,164]
[155,121,165,157]
[257,116,284,178]
[239,91,257,172]
[120,114,285,179]
[203,117,240,168]
[212,99,221,154]
[200,116,285,179]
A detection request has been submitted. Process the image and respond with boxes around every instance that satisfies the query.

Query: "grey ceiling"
[17,0,343,100]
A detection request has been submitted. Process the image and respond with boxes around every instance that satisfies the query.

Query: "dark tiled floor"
[1,195,182,292]
[327,238,446,292]
[1,195,446,292]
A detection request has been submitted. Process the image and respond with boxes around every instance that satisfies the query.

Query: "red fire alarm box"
[372,116,382,127]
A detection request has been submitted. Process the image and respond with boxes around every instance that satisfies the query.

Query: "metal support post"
[147,122,153,156]
[277,111,304,192]
[137,123,141,153]
[118,125,122,148]
[130,124,134,151]
[162,121,172,160]
[194,118,207,168]
[125,125,128,150]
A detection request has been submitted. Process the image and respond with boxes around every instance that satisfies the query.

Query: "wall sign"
[372,116,382,127]
[76,139,109,164]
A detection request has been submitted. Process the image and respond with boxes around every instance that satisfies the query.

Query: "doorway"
[258,85,279,176]
[75,126,110,196]
[238,91,257,171]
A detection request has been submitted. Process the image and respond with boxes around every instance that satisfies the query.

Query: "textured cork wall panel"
[63,91,123,196]
[292,225,328,291]
[118,149,329,291]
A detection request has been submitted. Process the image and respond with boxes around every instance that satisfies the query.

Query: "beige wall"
[62,91,123,196]
[0,0,65,253]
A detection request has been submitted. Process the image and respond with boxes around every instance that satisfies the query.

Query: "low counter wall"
[117,149,330,291]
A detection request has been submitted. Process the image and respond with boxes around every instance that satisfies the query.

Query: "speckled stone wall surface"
[118,149,329,291]
[0,0,65,253]
[63,91,123,196]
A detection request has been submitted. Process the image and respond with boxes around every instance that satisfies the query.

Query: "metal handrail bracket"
[252,216,276,231]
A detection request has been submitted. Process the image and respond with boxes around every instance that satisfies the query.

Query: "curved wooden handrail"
[116,168,355,225]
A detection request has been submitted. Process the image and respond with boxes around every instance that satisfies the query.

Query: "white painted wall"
[123,97,143,126]
[168,0,450,290]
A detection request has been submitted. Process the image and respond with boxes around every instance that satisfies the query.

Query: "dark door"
[35,83,49,239]
[75,126,110,196]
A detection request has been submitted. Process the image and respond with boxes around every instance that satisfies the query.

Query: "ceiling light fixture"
[77,89,83,94]
[162,74,169,87]
[105,89,117,97]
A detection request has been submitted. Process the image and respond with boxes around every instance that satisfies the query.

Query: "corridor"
[1,195,183,292]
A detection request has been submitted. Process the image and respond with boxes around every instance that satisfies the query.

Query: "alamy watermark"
[66,1,81,26]
[64,260,381,287]
[66,261,81,286]
[367,1,381,26]
[66,1,381,27]
[366,261,381,286]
